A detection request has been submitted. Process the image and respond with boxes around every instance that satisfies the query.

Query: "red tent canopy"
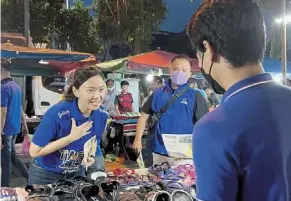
[127,50,200,72]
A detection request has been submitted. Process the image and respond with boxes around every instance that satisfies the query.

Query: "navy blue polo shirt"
[32,98,108,174]
[1,78,22,135]
[193,73,291,201]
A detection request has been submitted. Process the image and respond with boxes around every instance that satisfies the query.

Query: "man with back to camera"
[115,80,134,115]
[132,55,209,166]
[187,0,291,200]
[1,59,29,187]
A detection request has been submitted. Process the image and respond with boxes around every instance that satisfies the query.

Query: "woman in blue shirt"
[28,66,108,185]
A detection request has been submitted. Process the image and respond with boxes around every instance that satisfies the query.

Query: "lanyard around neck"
[224,80,274,102]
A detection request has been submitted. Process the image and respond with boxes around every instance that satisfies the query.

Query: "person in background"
[28,67,108,185]
[141,75,163,166]
[149,76,163,93]
[142,76,163,106]
[115,80,134,115]
[205,88,220,108]
[103,79,116,116]
[133,55,209,166]
[1,59,29,187]
[188,78,207,100]
[187,0,291,200]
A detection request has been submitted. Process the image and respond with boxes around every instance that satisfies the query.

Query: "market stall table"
[109,116,148,163]
[3,163,197,201]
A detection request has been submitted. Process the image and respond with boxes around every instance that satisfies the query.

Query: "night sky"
[76,0,290,49]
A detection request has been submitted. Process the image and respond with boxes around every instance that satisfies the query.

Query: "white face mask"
[108,87,114,92]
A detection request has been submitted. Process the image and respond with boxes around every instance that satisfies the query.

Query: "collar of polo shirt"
[222,73,273,102]
[71,98,97,121]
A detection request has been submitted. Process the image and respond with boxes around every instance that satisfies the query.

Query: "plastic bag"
[22,135,31,156]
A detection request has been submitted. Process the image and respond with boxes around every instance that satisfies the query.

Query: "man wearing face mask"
[103,79,116,116]
[133,55,209,166]
[187,0,291,201]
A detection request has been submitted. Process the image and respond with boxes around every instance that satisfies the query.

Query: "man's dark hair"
[153,76,163,84]
[1,58,12,71]
[171,54,192,67]
[106,79,114,85]
[120,80,129,86]
[187,0,266,68]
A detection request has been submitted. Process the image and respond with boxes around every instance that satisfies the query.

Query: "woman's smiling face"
[73,75,107,112]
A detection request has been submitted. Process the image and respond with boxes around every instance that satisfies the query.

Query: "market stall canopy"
[1,32,27,46]
[96,57,130,72]
[128,50,199,72]
[1,43,98,76]
[96,50,199,74]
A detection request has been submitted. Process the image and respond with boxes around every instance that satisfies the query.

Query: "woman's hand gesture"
[68,118,93,142]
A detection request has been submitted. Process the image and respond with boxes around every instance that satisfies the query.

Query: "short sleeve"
[141,94,153,115]
[1,87,9,107]
[32,109,58,147]
[193,126,238,201]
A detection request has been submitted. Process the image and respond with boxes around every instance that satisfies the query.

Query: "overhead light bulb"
[146,74,154,82]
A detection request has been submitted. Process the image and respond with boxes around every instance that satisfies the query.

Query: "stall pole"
[281,0,288,85]
[24,0,30,47]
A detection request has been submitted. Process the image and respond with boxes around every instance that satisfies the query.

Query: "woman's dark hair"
[65,66,104,101]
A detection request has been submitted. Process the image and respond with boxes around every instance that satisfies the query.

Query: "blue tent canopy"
[1,44,93,61]
[1,43,97,76]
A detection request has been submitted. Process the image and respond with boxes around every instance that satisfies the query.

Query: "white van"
[25,76,140,117]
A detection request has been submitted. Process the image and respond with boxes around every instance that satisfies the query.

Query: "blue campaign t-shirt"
[32,98,108,174]
[193,73,291,201]
[1,78,22,135]
[151,81,197,155]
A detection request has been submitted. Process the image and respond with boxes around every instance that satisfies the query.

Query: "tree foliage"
[1,0,101,54]
[95,0,167,54]
[1,0,25,33]
[54,1,101,53]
